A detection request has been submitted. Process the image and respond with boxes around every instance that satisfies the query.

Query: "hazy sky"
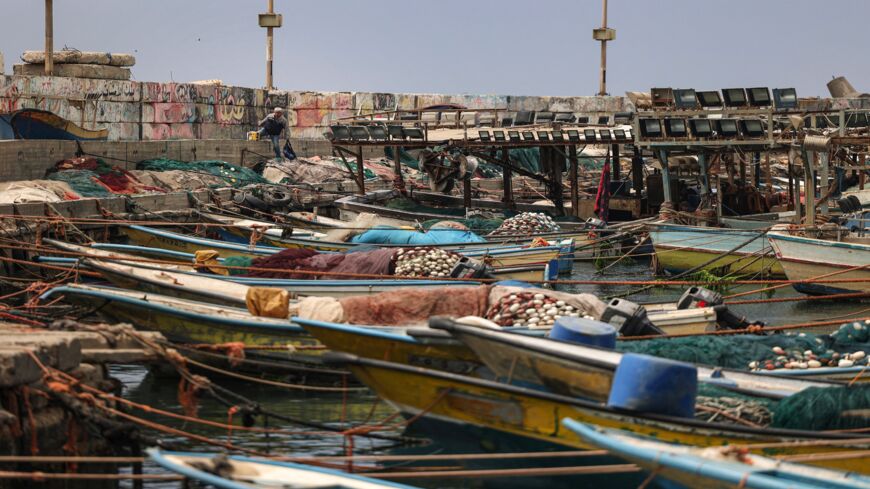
[3,1,869,97]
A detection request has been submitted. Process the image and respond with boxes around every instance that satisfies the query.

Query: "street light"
[259,0,283,89]
[592,0,615,96]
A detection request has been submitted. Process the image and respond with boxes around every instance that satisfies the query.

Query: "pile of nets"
[617,321,870,371]
[47,170,111,197]
[239,247,395,280]
[382,197,467,217]
[487,212,560,237]
[137,158,267,188]
[421,217,504,234]
[47,157,164,197]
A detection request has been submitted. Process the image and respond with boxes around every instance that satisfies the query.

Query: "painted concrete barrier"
[1,74,628,141]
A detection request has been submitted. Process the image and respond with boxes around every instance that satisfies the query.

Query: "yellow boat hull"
[653,246,784,278]
[339,357,870,474]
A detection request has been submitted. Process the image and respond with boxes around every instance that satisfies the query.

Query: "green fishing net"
[47,170,112,197]
[222,256,253,276]
[137,158,267,188]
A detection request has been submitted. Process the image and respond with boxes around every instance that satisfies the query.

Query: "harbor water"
[116,259,870,488]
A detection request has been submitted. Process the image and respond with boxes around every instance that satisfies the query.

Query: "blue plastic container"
[607,353,697,418]
[548,317,617,349]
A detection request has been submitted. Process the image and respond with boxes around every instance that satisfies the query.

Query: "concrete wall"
[0,74,628,141]
[0,137,350,181]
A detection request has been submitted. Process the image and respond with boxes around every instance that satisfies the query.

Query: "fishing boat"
[40,283,350,381]
[119,224,564,281]
[43,241,488,303]
[563,420,870,489]
[335,189,583,228]
[768,226,870,295]
[8,108,109,141]
[148,449,417,489]
[429,318,838,399]
[323,353,870,473]
[647,222,784,278]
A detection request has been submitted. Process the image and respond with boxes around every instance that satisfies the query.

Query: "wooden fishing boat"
[148,449,417,489]
[40,283,350,381]
[119,225,563,281]
[335,189,584,227]
[8,108,108,141]
[563,420,870,489]
[323,353,870,473]
[768,227,870,295]
[647,222,784,278]
[430,318,838,400]
[43,240,486,302]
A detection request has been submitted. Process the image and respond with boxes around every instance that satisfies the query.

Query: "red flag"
[594,149,611,222]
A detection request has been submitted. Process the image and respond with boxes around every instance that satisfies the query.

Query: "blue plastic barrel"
[548,317,617,349]
[607,353,697,418]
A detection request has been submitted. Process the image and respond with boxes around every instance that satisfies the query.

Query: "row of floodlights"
[503,111,633,127]
[330,125,426,141]
[479,128,631,143]
[654,87,797,110]
[639,118,767,139]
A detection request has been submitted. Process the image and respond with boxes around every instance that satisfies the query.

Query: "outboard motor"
[450,256,495,279]
[583,217,607,230]
[599,298,664,337]
[677,286,763,331]
[676,286,723,309]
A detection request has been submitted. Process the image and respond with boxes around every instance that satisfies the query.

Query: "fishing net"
[137,158,267,188]
[383,147,420,170]
[617,322,870,370]
[421,217,504,234]
[46,170,112,197]
[770,384,870,430]
[382,197,467,217]
[222,256,253,276]
[242,248,395,280]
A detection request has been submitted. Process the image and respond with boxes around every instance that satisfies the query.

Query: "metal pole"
[44,0,53,76]
[598,0,608,96]
[266,0,274,90]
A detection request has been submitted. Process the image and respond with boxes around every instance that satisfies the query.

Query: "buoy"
[607,353,697,418]
[548,317,617,349]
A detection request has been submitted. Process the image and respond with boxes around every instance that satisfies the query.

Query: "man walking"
[258,107,287,159]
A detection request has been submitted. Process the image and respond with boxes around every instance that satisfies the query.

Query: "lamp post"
[45,0,53,75]
[592,0,615,96]
[259,0,283,90]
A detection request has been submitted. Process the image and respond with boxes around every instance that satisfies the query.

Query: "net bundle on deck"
[137,158,267,188]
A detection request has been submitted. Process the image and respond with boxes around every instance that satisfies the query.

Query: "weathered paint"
[0,74,629,141]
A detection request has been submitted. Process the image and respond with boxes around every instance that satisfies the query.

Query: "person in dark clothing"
[258,107,287,159]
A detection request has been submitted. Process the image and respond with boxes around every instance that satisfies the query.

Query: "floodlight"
[672,89,698,109]
[715,119,739,137]
[478,130,491,142]
[722,88,748,107]
[651,87,674,107]
[772,88,798,109]
[493,130,506,142]
[554,113,575,123]
[584,129,598,141]
[522,131,535,141]
[747,87,771,107]
[536,130,550,141]
[739,119,765,137]
[536,112,555,123]
[403,128,425,140]
[664,118,688,137]
[551,130,564,141]
[576,116,590,125]
[613,112,633,124]
[514,111,535,126]
[696,91,723,108]
[387,125,406,139]
[566,129,581,142]
[639,119,663,137]
[508,130,521,142]
[598,130,612,141]
[688,119,713,137]
[330,125,351,140]
[349,126,370,140]
[367,126,387,140]
[612,128,627,140]
[597,115,610,125]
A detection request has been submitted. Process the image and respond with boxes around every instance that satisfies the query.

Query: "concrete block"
[13,63,132,81]
[0,334,82,372]
[0,348,46,387]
